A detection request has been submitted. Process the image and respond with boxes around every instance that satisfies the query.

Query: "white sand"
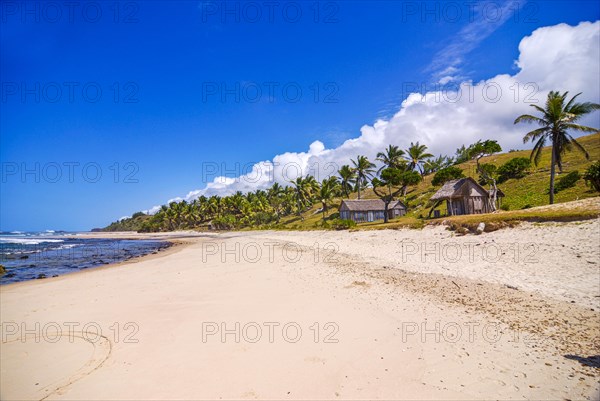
[252,220,600,309]
[1,221,599,400]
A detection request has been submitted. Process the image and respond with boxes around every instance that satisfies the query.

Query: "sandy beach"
[1,221,599,400]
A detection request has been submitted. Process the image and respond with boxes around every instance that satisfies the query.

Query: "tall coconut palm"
[405,142,434,175]
[376,145,406,172]
[267,183,285,222]
[337,165,356,198]
[317,177,340,219]
[514,91,599,204]
[351,155,375,199]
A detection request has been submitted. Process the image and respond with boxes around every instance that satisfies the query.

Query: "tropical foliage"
[405,142,434,175]
[496,157,531,183]
[432,166,465,186]
[351,155,376,199]
[583,161,600,192]
[514,91,599,203]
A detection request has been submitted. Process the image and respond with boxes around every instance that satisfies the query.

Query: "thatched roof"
[430,178,469,201]
[430,177,500,201]
[340,199,405,211]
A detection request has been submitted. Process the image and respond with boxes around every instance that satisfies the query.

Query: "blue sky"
[1,1,599,231]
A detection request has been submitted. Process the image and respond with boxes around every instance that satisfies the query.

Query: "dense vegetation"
[103,92,600,232]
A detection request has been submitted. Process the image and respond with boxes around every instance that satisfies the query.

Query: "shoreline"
[1,221,599,399]
[0,235,191,289]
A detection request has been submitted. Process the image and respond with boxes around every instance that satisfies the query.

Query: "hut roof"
[430,177,499,201]
[340,199,405,211]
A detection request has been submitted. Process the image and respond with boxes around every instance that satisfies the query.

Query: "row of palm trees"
[139,142,436,231]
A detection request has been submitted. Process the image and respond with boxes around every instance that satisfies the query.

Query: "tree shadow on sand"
[564,354,600,368]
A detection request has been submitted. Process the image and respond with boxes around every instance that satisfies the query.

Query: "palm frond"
[514,114,545,125]
[530,136,546,166]
[562,123,600,133]
[566,134,591,160]
[563,92,581,111]
[522,127,548,143]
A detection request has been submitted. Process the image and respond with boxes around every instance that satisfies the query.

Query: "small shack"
[429,177,504,216]
[339,199,406,223]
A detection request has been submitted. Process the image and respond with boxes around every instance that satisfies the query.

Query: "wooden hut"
[429,177,504,216]
[339,199,406,223]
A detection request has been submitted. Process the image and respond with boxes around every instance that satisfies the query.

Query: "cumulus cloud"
[143,20,600,215]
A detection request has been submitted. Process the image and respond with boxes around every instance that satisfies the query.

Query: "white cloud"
[143,20,600,215]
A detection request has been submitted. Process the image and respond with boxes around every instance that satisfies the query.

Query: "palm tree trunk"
[549,143,556,204]
[357,181,361,200]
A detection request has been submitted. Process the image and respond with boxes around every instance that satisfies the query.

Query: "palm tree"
[169,201,186,229]
[268,183,285,222]
[405,142,434,175]
[291,176,318,218]
[514,91,599,204]
[207,195,223,219]
[423,155,454,175]
[351,155,375,199]
[337,165,356,198]
[183,200,201,227]
[317,177,340,219]
[376,145,405,172]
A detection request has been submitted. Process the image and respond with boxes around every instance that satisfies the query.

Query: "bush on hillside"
[497,157,531,183]
[432,166,465,186]
[550,171,581,194]
[583,161,600,192]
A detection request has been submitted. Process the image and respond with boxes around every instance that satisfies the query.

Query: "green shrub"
[432,166,465,186]
[313,220,331,229]
[330,219,357,230]
[497,157,531,183]
[500,204,510,211]
[583,161,600,192]
[551,171,581,193]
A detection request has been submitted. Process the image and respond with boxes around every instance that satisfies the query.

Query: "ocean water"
[0,231,170,285]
